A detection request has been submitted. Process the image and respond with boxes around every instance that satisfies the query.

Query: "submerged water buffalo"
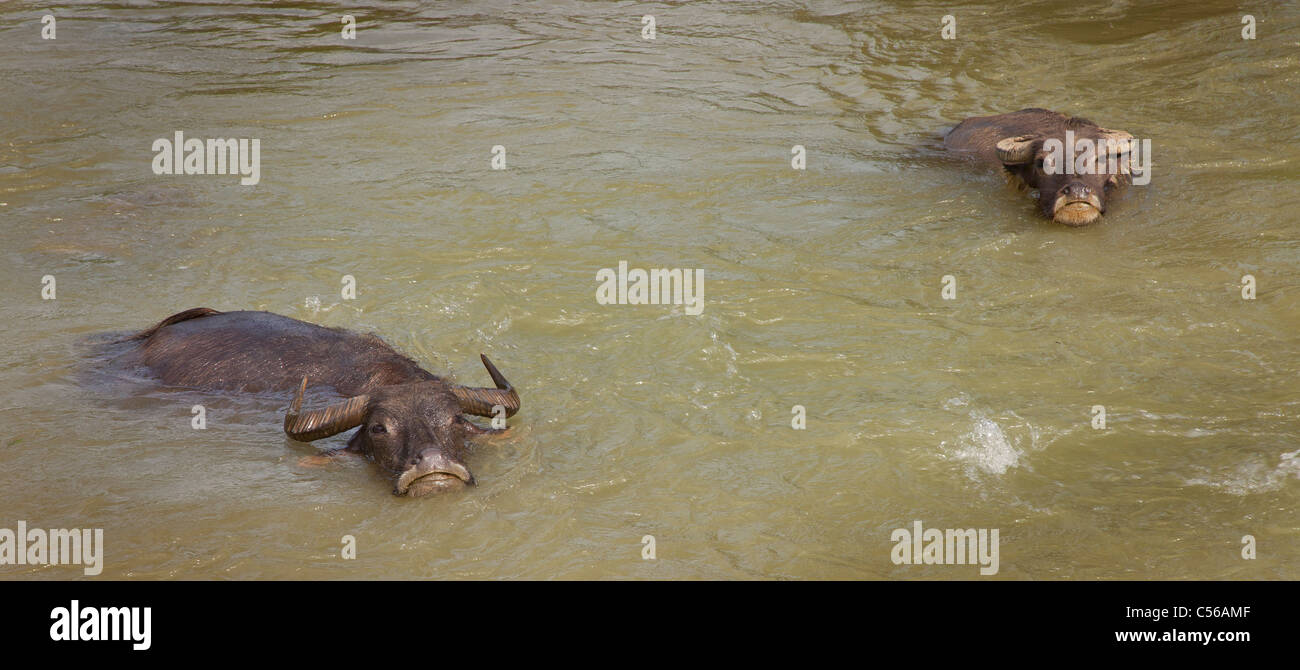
[944,108,1138,226]
[114,308,521,496]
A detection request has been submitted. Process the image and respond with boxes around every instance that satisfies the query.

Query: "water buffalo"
[944,108,1138,226]
[114,308,521,496]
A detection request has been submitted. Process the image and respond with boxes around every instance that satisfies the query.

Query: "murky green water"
[2,0,1297,579]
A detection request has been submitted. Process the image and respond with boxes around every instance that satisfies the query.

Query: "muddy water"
[1,1,1297,579]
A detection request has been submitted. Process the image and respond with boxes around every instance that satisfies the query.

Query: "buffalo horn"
[994,135,1038,164]
[283,376,370,441]
[451,354,520,418]
[1097,128,1135,173]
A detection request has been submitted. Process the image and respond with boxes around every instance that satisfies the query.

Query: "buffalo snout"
[1046,178,1106,226]
[396,448,474,496]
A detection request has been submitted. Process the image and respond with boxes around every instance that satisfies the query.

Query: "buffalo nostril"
[1064,183,1091,198]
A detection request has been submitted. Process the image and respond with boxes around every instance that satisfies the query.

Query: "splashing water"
[1186,449,1300,496]
[942,412,1025,477]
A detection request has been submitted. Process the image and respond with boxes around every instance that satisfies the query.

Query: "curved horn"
[283,377,370,442]
[1097,127,1134,160]
[451,354,520,418]
[995,135,1038,164]
[1097,127,1133,145]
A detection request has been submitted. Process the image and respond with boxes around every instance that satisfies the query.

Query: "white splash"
[1186,449,1300,495]
[942,412,1025,477]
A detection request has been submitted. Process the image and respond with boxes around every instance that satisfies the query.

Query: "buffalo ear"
[457,416,508,436]
[995,135,1038,165]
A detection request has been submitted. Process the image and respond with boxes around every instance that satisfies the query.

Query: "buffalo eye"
[370,423,387,434]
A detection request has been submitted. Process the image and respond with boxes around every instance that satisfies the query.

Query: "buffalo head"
[993,127,1135,226]
[282,355,520,496]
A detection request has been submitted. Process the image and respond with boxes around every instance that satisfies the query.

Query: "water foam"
[1185,449,1300,495]
[941,411,1025,477]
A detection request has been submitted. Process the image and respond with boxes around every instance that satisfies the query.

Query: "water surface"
[1,0,1297,579]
